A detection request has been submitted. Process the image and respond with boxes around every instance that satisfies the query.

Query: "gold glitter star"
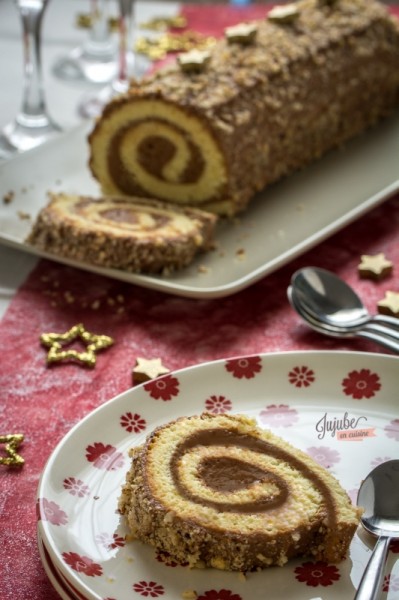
[0,434,24,467]
[40,323,114,368]
[358,253,393,280]
[377,291,399,318]
[132,357,170,384]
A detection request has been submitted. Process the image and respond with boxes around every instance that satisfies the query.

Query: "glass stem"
[86,0,113,52]
[18,1,49,120]
[90,0,108,44]
[116,0,134,88]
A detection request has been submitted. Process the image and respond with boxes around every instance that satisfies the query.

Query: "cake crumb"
[197,264,209,274]
[235,247,246,260]
[91,299,101,310]
[237,572,247,582]
[182,590,197,600]
[3,191,15,204]
[17,210,31,220]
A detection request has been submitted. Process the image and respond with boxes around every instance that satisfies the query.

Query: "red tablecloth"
[1,4,399,599]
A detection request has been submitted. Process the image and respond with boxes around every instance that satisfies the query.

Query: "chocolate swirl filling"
[170,428,336,523]
[108,122,206,196]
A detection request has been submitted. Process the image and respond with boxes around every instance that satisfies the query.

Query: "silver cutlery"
[355,460,399,600]
[287,267,399,353]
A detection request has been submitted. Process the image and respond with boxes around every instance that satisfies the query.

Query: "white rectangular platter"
[0,113,398,298]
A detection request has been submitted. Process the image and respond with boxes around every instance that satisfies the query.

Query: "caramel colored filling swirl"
[170,428,336,522]
[89,100,228,206]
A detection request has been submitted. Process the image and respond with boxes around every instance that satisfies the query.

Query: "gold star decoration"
[377,291,399,318]
[267,4,300,24]
[358,253,393,281]
[0,434,24,467]
[40,323,114,368]
[225,22,258,45]
[132,357,170,385]
[177,48,212,73]
[135,31,215,61]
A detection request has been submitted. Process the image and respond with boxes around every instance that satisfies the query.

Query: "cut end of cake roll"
[88,0,399,217]
[119,413,362,572]
[26,193,217,275]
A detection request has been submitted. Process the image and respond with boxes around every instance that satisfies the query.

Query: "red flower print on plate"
[132,580,165,597]
[205,395,232,414]
[383,573,399,592]
[37,497,68,525]
[120,411,146,433]
[62,552,103,577]
[342,369,381,399]
[144,375,179,401]
[85,442,124,471]
[288,365,315,388]
[259,404,299,428]
[225,356,262,379]
[385,419,399,441]
[294,561,340,587]
[63,477,90,497]
[95,532,125,550]
[197,590,242,600]
[306,446,341,468]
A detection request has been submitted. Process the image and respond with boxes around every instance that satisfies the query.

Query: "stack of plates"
[37,351,399,600]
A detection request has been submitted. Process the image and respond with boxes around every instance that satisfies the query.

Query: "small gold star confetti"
[139,15,187,31]
[0,434,24,467]
[135,31,215,61]
[358,253,393,281]
[267,4,299,23]
[178,48,211,73]
[225,22,258,45]
[40,323,114,368]
[377,291,399,318]
[132,357,170,385]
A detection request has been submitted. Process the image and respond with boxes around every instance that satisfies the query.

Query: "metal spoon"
[288,286,399,353]
[290,267,399,331]
[287,268,399,353]
[355,460,399,600]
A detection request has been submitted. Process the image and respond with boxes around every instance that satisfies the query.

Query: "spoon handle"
[354,535,390,600]
[357,329,399,354]
[371,314,399,330]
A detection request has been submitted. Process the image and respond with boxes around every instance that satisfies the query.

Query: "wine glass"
[52,0,118,84]
[0,0,61,159]
[78,0,136,119]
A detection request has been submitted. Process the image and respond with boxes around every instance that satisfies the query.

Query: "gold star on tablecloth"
[132,357,170,384]
[377,291,399,318]
[40,323,114,368]
[0,434,24,467]
[358,253,393,280]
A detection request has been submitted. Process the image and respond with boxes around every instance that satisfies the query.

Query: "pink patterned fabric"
[1,4,399,599]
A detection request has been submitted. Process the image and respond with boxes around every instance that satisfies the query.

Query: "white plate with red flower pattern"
[37,351,399,600]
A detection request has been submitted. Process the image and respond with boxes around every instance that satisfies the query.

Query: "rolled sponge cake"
[26,193,217,274]
[89,0,399,216]
[118,413,362,571]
